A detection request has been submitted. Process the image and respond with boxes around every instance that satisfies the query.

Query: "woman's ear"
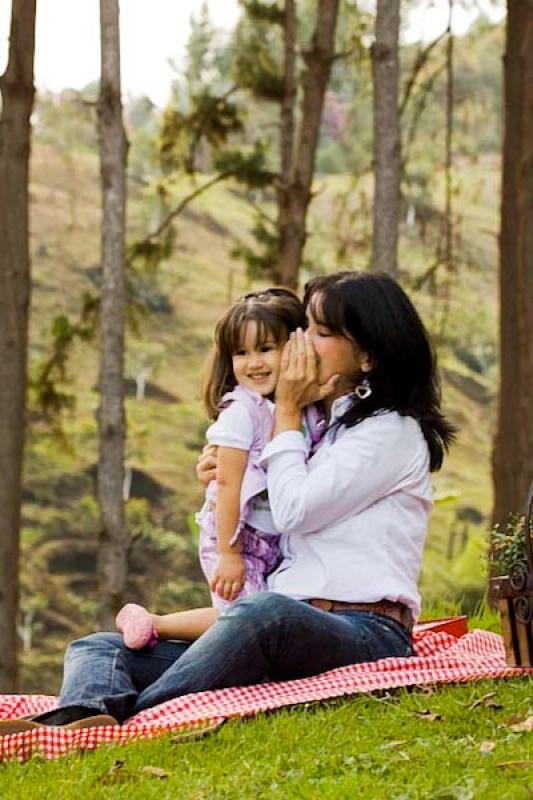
[360,352,373,373]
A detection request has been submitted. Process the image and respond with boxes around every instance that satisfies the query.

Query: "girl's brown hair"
[204,288,304,418]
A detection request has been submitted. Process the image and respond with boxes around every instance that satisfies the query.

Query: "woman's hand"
[276,328,338,413]
[210,552,246,601]
[196,444,218,486]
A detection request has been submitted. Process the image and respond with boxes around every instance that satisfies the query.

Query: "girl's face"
[306,298,370,395]
[232,321,285,397]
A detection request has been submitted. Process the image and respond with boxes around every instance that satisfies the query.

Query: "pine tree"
[97,0,129,628]
[371,0,401,276]
[0,0,36,692]
[492,1,533,524]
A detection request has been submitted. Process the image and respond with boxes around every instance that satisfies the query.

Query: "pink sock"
[115,603,158,649]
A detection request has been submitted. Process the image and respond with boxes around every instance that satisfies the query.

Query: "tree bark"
[444,0,454,275]
[492,0,533,525]
[278,0,339,289]
[371,0,401,276]
[275,0,296,285]
[97,0,128,629]
[0,0,36,692]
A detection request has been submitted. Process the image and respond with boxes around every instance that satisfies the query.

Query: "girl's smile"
[232,322,284,397]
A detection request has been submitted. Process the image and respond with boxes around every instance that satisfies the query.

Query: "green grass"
[2,677,531,799]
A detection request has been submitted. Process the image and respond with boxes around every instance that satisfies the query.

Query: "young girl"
[115,288,312,648]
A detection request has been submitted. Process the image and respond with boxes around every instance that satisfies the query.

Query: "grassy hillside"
[22,138,500,692]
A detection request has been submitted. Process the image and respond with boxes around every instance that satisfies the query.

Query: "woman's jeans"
[55,592,413,723]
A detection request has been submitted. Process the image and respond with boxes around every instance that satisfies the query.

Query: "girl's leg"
[154,607,220,640]
[116,604,220,647]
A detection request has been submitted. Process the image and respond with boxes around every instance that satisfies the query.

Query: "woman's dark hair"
[204,288,304,419]
[303,271,456,471]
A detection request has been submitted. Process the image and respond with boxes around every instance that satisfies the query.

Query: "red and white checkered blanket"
[1,629,531,763]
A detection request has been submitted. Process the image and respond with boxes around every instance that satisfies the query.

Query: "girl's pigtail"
[203,345,234,419]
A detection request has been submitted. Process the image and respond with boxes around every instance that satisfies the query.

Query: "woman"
[0,271,455,732]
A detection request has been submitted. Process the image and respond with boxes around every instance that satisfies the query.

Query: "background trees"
[0,0,36,691]
[277,0,340,287]
[1,1,530,690]
[156,0,341,290]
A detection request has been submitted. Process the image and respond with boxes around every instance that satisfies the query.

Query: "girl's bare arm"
[210,446,249,601]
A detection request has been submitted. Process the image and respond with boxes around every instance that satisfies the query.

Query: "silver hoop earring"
[354,377,372,400]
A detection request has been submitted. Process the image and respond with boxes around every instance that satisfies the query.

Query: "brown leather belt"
[307,598,413,633]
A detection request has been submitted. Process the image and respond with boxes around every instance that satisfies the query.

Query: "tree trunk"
[492,1,533,525]
[97,0,128,629]
[444,0,454,276]
[275,0,296,285]
[278,0,339,289]
[371,0,401,276]
[0,0,36,692]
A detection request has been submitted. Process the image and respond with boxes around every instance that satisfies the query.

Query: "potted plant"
[489,481,533,667]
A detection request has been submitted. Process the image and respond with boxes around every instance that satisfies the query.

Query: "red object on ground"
[0,627,531,763]
[414,615,468,638]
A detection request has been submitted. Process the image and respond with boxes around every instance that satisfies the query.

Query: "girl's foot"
[115,603,158,649]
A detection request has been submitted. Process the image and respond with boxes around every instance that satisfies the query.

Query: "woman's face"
[306,297,370,395]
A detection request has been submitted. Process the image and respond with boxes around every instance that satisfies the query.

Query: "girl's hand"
[196,444,218,486]
[210,552,246,602]
[276,328,338,412]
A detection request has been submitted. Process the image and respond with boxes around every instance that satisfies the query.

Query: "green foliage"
[159,91,243,175]
[448,531,489,614]
[241,0,285,27]
[231,212,279,280]
[233,3,284,102]
[127,228,175,273]
[400,17,503,175]
[183,0,235,97]
[489,515,528,576]
[29,293,99,426]
[34,90,97,153]
[214,143,276,188]
[316,140,351,175]
[126,96,160,180]
[185,1,216,92]
[403,161,434,214]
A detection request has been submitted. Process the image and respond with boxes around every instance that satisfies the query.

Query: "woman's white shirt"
[259,398,433,618]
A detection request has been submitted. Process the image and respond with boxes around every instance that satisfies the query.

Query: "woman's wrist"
[274,405,302,436]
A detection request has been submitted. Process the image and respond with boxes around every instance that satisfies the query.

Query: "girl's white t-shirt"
[206,399,277,534]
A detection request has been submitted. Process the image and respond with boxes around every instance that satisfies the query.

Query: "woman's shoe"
[64,714,118,729]
[0,718,41,735]
[0,713,118,735]
[115,603,158,649]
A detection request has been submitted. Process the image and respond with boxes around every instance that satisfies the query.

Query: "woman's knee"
[65,631,123,660]
[225,591,299,622]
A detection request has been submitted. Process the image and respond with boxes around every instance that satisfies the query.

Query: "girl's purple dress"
[196,385,280,610]
[196,386,324,611]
